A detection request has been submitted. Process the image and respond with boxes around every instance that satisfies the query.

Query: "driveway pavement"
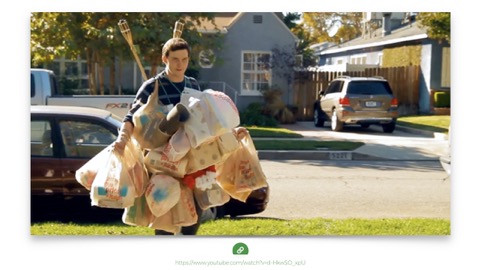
[257,121,449,161]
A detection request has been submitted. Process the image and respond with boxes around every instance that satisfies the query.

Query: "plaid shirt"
[123,71,200,124]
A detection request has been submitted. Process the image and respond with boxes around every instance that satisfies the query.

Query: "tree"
[301,12,363,43]
[31,12,221,94]
[416,12,450,43]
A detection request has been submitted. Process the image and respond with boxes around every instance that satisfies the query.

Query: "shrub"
[434,91,450,108]
[240,102,278,127]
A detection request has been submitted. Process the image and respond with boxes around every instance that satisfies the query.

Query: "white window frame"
[240,50,272,95]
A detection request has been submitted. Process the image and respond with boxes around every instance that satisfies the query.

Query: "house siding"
[198,12,297,111]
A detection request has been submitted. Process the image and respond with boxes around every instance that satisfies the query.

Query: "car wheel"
[382,121,396,133]
[313,106,325,127]
[331,109,344,131]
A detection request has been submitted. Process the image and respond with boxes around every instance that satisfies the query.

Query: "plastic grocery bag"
[202,89,240,135]
[216,133,267,201]
[144,147,189,178]
[122,194,152,227]
[90,148,136,209]
[191,167,230,210]
[132,80,170,150]
[171,183,198,227]
[180,88,240,148]
[144,174,181,217]
[123,139,149,197]
[75,145,112,190]
[149,209,181,234]
[233,133,268,192]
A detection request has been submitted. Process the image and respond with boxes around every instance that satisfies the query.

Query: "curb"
[257,125,447,161]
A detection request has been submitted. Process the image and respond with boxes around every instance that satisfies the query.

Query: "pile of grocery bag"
[75,87,268,233]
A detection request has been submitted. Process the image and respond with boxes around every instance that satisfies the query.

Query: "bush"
[434,91,450,108]
[240,102,278,127]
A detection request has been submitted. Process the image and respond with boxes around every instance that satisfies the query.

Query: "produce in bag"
[75,145,112,190]
[122,194,152,227]
[90,148,136,209]
[144,174,181,217]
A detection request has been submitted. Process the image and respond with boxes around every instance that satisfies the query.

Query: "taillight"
[390,98,398,107]
[339,97,350,106]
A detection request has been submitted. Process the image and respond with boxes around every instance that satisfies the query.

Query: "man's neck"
[165,70,184,83]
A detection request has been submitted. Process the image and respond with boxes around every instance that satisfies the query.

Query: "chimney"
[382,12,392,37]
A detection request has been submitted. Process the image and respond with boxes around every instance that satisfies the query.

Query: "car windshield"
[347,81,393,95]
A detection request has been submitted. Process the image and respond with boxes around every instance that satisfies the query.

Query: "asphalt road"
[251,159,449,220]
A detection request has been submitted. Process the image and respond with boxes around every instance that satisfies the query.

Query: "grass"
[397,115,450,133]
[30,218,450,236]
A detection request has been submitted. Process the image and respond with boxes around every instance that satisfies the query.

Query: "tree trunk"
[109,59,115,95]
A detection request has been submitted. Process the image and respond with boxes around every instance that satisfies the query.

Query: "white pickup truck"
[30,68,136,118]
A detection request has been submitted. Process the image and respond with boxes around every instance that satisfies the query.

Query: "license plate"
[365,101,377,107]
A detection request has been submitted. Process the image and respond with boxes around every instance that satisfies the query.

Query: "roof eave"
[320,34,428,55]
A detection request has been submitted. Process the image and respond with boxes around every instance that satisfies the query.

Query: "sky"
[4,1,477,269]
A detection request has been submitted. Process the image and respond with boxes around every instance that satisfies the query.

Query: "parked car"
[313,76,398,133]
[30,105,269,221]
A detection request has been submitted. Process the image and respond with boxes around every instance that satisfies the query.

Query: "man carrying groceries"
[114,37,247,235]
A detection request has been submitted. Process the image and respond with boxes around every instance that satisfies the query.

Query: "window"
[31,120,53,157]
[241,51,271,94]
[441,47,450,88]
[350,55,367,65]
[50,57,89,94]
[59,120,116,158]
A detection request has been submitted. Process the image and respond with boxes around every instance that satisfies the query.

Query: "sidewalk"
[257,121,448,161]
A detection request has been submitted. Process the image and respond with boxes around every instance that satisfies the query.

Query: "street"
[252,159,449,220]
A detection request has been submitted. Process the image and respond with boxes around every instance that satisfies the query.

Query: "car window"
[347,81,393,95]
[325,80,343,95]
[59,120,116,158]
[31,120,53,157]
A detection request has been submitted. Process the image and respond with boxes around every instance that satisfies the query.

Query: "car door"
[56,115,119,197]
[31,117,64,196]
[320,80,343,117]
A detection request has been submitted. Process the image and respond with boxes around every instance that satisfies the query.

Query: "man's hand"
[113,121,134,152]
[233,127,248,141]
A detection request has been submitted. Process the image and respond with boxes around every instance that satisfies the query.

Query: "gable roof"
[320,21,428,55]
[193,12,298,41]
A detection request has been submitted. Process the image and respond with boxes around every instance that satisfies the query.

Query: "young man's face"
[163,49,189,78]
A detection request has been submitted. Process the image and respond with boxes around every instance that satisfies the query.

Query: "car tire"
[382,121,396,133]
[331,109,344,131]
[313,106,325,127]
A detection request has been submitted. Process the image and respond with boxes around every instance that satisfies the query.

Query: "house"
[194,12,299,111]
[313,12,450,114]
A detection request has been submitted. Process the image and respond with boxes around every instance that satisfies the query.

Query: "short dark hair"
[162,38,191,58]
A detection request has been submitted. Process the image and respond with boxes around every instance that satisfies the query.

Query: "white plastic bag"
[90,149,136,209]
[144,174,181,217]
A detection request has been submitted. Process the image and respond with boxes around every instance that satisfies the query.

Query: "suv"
[313,76,398,133]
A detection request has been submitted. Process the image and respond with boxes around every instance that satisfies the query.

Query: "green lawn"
[31,217,450,236]
[397,115,450,133]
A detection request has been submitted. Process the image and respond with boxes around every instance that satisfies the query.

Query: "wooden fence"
[292,66,421,120]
